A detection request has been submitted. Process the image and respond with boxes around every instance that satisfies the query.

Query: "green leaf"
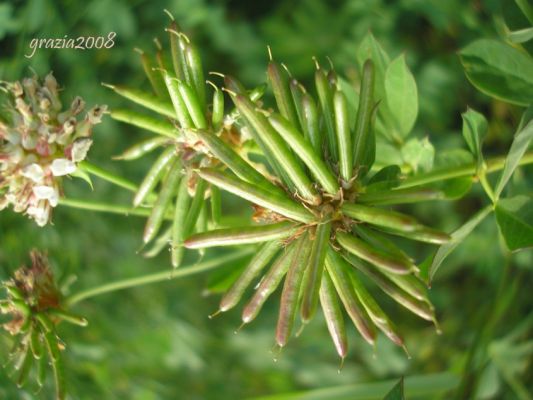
[508,27,533,44]
[365,165,401,192]
[515,0,533,25]
[459,39,533,106]
[252,372,458,400]
[401,137,434,173]
[383,378,405,400]
[461,108,488,170]
[70,168,94,190]
[385,55,418,136]
[428,206,492,282]
[495,120,533,198]
[495,195,533,251]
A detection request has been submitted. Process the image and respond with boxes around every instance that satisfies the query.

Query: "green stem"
[397,151,533,189]
[59,198,151,217]
[65,248,254,306]
[79,161,138,192]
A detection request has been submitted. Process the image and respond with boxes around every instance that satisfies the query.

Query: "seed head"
[0,72,107,226]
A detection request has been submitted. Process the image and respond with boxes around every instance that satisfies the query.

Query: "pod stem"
[65,248,254,306]
[78,161,138,192]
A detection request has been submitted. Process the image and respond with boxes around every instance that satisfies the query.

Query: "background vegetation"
[1,0,531,398]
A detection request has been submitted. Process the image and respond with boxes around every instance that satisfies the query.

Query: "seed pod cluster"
[105,16,257,266]
[0,251,88,400]
[0,73,106,226]
[184,54,450,357]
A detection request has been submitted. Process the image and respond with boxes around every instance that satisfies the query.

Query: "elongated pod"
[301,220,332,322]
[143,158,182,243]
[184,221,297,249]
[353,59,375,171]
[269,114,339,194]
[325,247,376,345]
[197,168,313,223]
[336,232,414,274]
[320,270,348,359]
[134,148,177,207]
[242,244,296,324]
[276,234,311,347]
[219,241,281,312]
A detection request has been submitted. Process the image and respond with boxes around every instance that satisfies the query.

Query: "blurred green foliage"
[1,0,532,398]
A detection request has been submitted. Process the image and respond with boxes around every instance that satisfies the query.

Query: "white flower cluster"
[0,72,106,226]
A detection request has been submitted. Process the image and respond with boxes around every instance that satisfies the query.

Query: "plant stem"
[59,198,151,217]
[65,248,254,306]
[78,161,138,192]
[397,151,533,189]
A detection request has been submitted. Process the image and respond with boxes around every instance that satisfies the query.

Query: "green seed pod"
[30,329,43,359]
[315,67,338,160]
[242,243,296,324]
[48,309,89,327]
[341,203,422,232]
[5,285,24,300]
[386,271,428,302]
[143,226,172,258]
[176,79,207,129]
[194,130,278,191]
[357,187,443,205]
[16,349,33,388]
[184,43,206,108]
[219,241,280,312]
[343,253,435,322]
[267,60,299,127]
[171,177,192,267]
[301,220,332,322]
[169,22,189,83]
[110,109,178,138]
[36,314,54,333]
[289,79,305,133]
[114,137,169,161]
[349,270,404,347]
[320,269,348,359]
[336,231,414,275]
[325,247,376,345]
[381,226,451,245]
[143,158,182,243]
[138,50,168,99]
[103,84,175,118]
[269,113,339,195]
[37,349,46,387]
[211,87,224,129]
[43,330,60,361]
[276,234,311,347]
[301,93,322,153]
[134,148,177,207]
[183,178,208,237]
[162,72,194,129]
[210,185,221,226]
[11,299,30,317]
[232,93,320,205]
[353,59,375,173]
[353,225,413,266]
[197,168,313,223]
[184,221,297,249]
[334,89,353,183]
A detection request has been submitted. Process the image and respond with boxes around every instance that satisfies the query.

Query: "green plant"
[1,4,533,400]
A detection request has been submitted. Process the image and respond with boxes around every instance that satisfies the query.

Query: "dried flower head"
[1,250,87,399]
[0,72,107,226]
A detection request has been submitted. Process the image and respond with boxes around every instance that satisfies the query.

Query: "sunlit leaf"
[460,39,533,106]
